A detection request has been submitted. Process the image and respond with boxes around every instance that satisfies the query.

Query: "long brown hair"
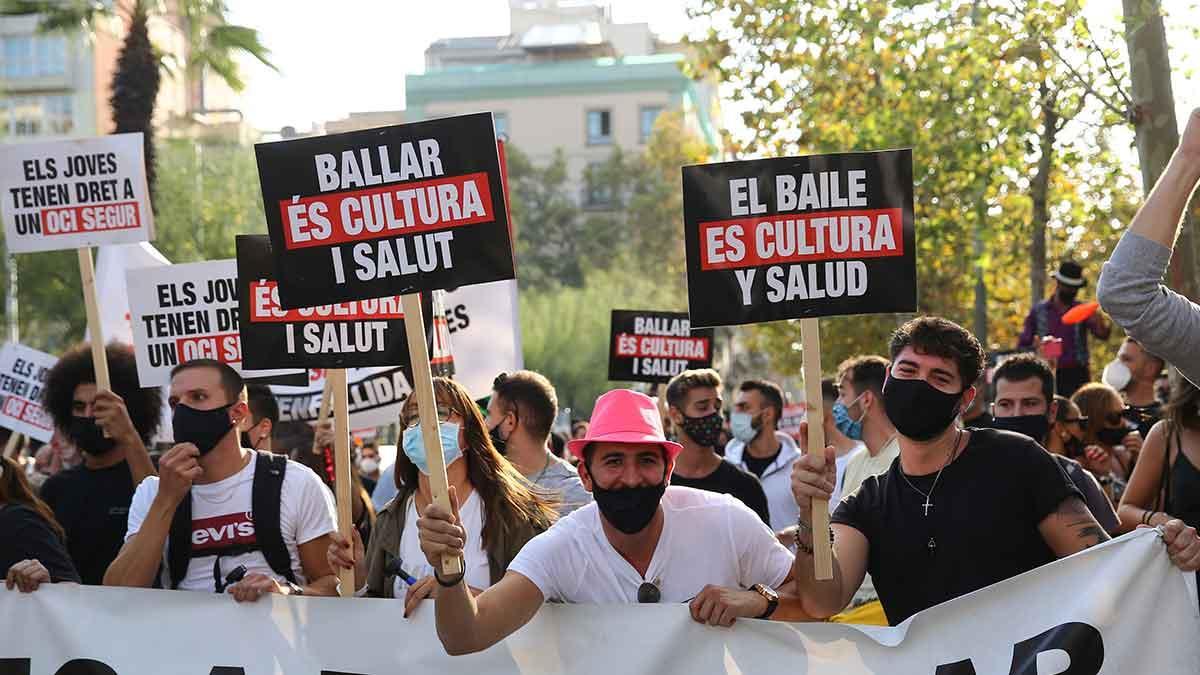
[397,378,557,550]
[1071,383,1124,445]
[1163,370,1200,432]
[0,456,65,541]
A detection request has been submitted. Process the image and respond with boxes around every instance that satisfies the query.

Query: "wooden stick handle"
[401,293,462,576]
[329,368,355,597]
[800,318,834,580]
[312,376,334,455]
[77,248,110,391]
[3,432,22,458]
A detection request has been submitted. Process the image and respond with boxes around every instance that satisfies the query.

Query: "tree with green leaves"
[3,0,275,197]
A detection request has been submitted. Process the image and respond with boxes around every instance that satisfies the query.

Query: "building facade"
[405,0,718,206]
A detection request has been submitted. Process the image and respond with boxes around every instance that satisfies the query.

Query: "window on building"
[584,161,613,207]
[2,35,67,79]
[493,112,509,140]
[0,95,74,138]
[586,109,611,145]
[639,106,663,143]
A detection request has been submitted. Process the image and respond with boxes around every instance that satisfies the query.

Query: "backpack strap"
[167,489,193,589]
[252,451,297,584]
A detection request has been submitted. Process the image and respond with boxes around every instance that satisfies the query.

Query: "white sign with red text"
[0,342,56,442]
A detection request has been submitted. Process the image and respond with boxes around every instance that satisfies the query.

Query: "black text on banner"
[681,150,917,327]
[254,112,515,309]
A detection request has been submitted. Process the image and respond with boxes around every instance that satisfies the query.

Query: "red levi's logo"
[191,512,256,552]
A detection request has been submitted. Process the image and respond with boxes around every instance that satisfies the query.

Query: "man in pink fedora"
[417,389,808,655]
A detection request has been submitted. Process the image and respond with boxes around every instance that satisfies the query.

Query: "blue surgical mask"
[832,393,866,441]
[730,411,759,443]
[402,421,463,475]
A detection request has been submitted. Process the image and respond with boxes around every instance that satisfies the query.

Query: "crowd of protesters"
[5,108,1200,661]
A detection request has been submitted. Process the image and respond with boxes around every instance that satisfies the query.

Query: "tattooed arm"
[1038,496,1111,558]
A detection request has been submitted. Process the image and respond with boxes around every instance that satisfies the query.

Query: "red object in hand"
[1041,337,1064,360]
[1062,301,1100,325]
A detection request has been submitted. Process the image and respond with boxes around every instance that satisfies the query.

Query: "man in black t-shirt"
[788,316,1200,626]
[665,369,771,526]
[38,343,162,585]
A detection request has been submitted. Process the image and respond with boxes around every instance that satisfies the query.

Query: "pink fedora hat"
[567,389,682,461]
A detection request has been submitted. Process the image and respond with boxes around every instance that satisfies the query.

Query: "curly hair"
[42,342,162,441]
[889,317,985,388]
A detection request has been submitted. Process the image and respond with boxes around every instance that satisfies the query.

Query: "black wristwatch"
[751,584,779,619]
[285,581,304,596]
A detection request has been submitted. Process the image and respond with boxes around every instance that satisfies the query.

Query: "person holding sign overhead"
[39,343,162,585]
[788,317,1200,626]
[105,360,339,600]
[326,377,556,617]
[416,388,810,656]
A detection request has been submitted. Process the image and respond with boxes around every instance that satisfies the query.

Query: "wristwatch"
[284,581,304,596]
[750,584,779,619]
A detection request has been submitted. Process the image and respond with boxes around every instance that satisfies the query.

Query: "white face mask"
[1102,360,1132,391]
[359,458,380,474]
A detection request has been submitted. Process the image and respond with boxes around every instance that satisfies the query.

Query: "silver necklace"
[899,428,963,554]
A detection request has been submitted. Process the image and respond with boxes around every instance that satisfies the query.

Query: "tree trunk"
[1030,80,1058,305]
[1123,0,1197,299]
[110,2,161,205]
[973,204,988,347]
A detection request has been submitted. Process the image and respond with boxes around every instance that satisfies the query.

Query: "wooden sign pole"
[328,368,355,596]
[3,432,22,458]
[800,317,834,580]
[311,377,334,455]
[77,248,110,391]
[400,292,462,576]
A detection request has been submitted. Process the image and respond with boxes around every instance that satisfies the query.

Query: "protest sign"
[235,235,414,369]
[0,133,153,253]
[778,402,806,440]
[3,530,1197,674]
[126,259,305,386]
[254,112,515,309]
[442,279,522,398]
[681,149,915,328]
[272,367,412,429]
[0,343,56,442]
[608,310,714,383]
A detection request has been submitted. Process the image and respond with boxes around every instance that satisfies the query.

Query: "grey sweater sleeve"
[1097,231,1200,385]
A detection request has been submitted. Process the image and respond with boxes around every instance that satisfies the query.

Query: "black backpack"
[166,451,297,590]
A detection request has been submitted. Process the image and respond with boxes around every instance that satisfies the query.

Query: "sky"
[228,0,694,133]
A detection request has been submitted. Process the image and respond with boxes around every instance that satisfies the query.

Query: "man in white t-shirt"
[417,389,807,656]
[104,359,338,600]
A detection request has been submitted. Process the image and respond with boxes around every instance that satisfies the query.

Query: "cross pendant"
[928,538,936,554]
[922,497,933,516]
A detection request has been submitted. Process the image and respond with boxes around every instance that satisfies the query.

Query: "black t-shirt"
[671,460,773,527]
[743,444,781,478]
[39,460,135,585]
[0,504,80,583]
[832,428,1080,626]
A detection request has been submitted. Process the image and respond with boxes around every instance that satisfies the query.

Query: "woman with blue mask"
[325,377,556,618]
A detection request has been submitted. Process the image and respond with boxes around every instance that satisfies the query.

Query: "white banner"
[0,342,56,442]
[442,279,522,398]
[126,260,301,387]
[272,367,411,429]
[0,134,154,253]
[1,530,1196,674]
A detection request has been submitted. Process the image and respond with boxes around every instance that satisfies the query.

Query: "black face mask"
[680,411,723,448]
[173,402,235,456]
[991,414,1051,445]
[1063,433,1086,459]
[1096,426,1130,446]
[882,375,965,442]
[489,423,508,456]
[589,468,667,535]
[1057,288,1079,304]
[68,416,117,456]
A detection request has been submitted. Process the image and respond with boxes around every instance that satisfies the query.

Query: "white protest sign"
[1,530,1197,673]
[0,342,56,442]
[442,279,522,398]
[272,366,411,429]
[126,259,303,387]
[0,133,154,253]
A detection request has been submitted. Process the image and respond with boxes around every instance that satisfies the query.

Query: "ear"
[1048,400,1059,423]
[667,406,683,426]
[959,386,977,414]
[231,401,251,427]
[577,459,594,492]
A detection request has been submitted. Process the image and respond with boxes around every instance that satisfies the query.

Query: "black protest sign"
[608,310,715,383]
[254,112,515,309]
[236,235,419,369]
[681,149,916,328]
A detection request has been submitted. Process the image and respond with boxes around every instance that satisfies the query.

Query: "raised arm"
[93,390,156,486]
[418,486,545,655]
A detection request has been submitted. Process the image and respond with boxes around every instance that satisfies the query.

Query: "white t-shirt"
[829,443,866,511]
[126,454,337,592]
[397,489,490,595]
[507,486,794,603]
